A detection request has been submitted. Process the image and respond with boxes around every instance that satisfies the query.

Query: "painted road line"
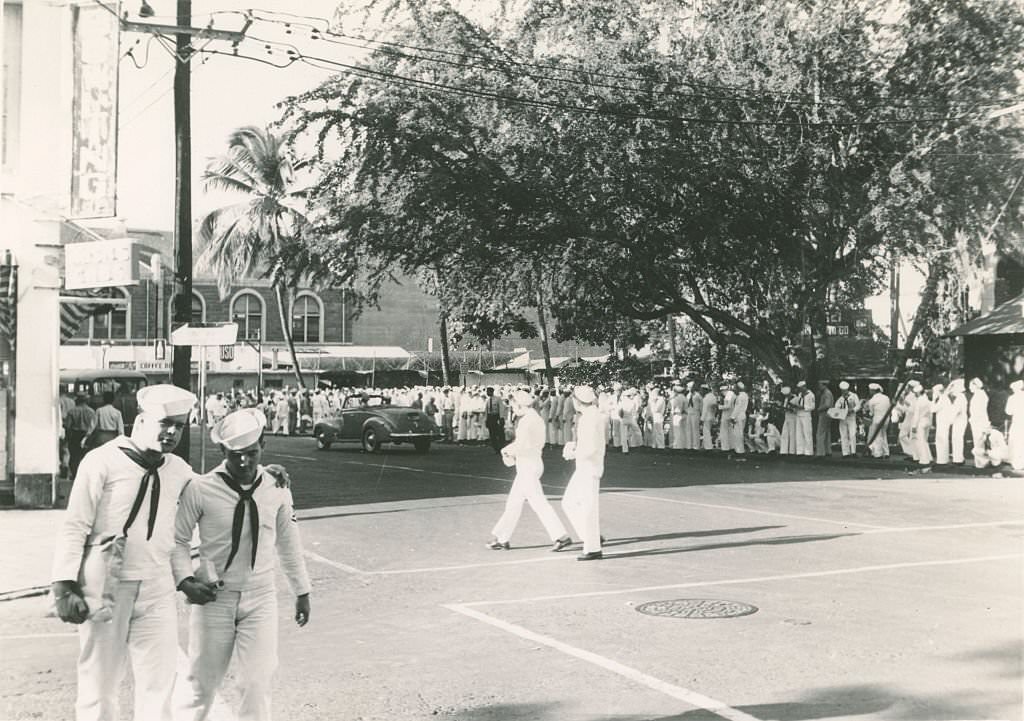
[374,555,569,575]
[305,550,369,575]
[445,603,762,721]
[467,553,1023,606]
[860,520,1024,534]
[620,493,893,529]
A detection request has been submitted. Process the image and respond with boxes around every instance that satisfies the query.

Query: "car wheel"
[413,439,431,453]
[362,427,381,453]
[316,433,332,451]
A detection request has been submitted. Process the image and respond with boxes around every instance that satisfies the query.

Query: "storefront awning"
[947,293,1024,336]
[264,346,413,372]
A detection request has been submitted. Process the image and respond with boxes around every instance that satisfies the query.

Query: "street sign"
[170,322,238,347]
[220,345,234,362]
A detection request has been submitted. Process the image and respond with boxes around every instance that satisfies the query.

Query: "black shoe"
[486,539,511,550]
[577,551,603,561]
[551,535,573,552]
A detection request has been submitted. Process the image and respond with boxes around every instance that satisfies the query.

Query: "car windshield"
[344,396,387,410]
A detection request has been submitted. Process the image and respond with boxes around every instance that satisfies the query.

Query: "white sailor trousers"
[182,583,278,721]
[729,418,746,454]
[795,413,814,455]
[562,462,602,553]
[838,416,857,456]
[76,577,177,721]
[491,459,566,543]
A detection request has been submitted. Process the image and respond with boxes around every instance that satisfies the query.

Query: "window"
[91,288,129,340]
[167,291,205,326]
[231,291,264,341]
[291,293,322,343]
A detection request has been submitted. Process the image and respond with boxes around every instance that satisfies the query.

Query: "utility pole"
[170,0,193,460]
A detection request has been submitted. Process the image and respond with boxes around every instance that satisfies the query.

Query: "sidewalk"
[0,509,61,600]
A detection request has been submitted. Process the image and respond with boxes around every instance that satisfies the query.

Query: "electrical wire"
[215,36,976,129]
[242,8,1014,111]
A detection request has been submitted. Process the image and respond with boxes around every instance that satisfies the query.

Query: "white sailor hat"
[946,379,965,394]
[868,382,882,391]
[969,377,984,390]
[839,381,850,390]
[211,408,267,450]
[931,383,945,393]
[796,380,807,389]
[137,384,196,418]
[512,390,534,407]
[780,385,792,394]
[573,385,596,404]
[908,380,923,391]
[1011,380,1024,392]
[735,381,746,391]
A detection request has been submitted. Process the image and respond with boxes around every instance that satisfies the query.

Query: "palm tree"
[197,126,308,389]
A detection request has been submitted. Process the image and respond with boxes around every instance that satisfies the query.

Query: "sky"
[116,0,352,229]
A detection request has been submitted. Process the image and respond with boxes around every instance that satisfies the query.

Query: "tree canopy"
[279,0,1024,380]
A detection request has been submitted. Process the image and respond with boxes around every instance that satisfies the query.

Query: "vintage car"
[313,394,441,453]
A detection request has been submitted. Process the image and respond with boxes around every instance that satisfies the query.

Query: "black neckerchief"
[218,471,263,571]
[118,447,163,540]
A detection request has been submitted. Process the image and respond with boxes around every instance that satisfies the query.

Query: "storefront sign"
[65,239,147,290]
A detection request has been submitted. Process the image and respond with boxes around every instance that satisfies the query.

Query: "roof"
[60,369,148,381]
[947,293,1024,336]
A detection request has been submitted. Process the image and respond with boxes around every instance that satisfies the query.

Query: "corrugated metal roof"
[947,293,1024,336]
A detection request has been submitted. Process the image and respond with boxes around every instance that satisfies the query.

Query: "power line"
[212,36,976,129]
[241,8,1014,112]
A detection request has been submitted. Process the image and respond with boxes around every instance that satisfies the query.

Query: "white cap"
[908,380,923,391]
[932,383,944,393]
[137,384,196,418]
[735,381,746,391]
[868,382,882,391]
[780,386,791,394]
[796,380,807,389]
[969,377,984,390]
[1012,380,1024,392]
[211,408,267,450]
[839,381,850,390]
[573,385,596,404]
[512,390,534,407]
[946,379,965,394]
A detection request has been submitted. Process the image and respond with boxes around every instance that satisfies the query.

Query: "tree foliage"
[279,0,1024,380]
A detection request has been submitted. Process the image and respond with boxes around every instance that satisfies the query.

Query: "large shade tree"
[280,0,1023,381]
[197,126,310,389]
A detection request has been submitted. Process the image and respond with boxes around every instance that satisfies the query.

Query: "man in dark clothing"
[484,387,506,453]
[64,393,96,480]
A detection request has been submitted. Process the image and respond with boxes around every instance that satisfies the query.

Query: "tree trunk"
[666,314,677,376]
[439,310,452,386]
[890,262,943,378]
[274,283,307,389]
[535,285,555,386]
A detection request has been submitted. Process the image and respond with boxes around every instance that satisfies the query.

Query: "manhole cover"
[635,599,758,619]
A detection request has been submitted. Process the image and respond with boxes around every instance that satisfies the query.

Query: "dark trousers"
[67,430,88,480]
[486,415,505,452]
[442,411,455,442]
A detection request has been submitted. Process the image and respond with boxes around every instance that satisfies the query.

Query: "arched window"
[291,292,323,343]
[167,290,206,326]
[230,290,265,341]
[91,287,130,340]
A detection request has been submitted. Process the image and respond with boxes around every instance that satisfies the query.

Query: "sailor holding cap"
[51,384,197,721]
[562,386,608,560]
[488,391,570,551]
[173,408,310,721]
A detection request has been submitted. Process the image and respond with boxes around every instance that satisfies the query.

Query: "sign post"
[170,322,238,472]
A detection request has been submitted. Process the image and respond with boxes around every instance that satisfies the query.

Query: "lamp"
[139,1,155,18]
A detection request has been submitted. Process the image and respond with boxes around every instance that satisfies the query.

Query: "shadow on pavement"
[603,532,858,560]
[603,525,786,548]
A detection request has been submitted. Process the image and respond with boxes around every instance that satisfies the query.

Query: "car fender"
[363,417,392,442]
[313,422,339,440]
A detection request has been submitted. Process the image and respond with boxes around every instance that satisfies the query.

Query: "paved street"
[2,436,1022,721]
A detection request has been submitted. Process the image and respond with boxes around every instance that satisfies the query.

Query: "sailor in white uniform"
[173,408,311,721]
[51,384,197,721]
[562,386,608,561]
[488,391,570,550]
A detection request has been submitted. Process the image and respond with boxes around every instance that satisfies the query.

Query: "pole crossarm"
[121,19,250,44]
